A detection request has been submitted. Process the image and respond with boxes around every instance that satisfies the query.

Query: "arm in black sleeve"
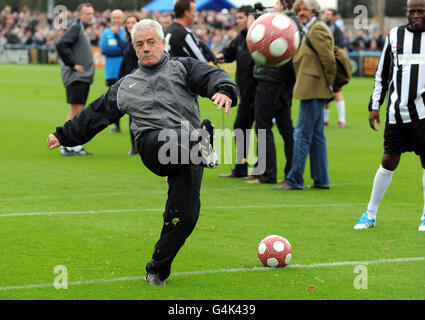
[55,22,81,69]
[54,79,125,146]
[178,57,239,107]
[220,37,237,63]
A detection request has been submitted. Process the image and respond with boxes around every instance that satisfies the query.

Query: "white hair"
[131,19,164,44]
[293,0,322,16]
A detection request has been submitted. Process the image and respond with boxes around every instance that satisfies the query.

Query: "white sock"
[72,145,82,152]
[422,169,425,221]
[324,108,330,122]
[367,165,394,220]
[336,100,346,123]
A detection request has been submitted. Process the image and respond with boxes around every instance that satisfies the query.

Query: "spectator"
[118,13,141,156]
[217,5,257,179]
[276,0,336,191]
[100,9,127,133]
[55,3,95,156]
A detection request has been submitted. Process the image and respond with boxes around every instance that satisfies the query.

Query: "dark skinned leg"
[381,153,401,171]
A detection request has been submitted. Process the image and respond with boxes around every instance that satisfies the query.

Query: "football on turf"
[257,235,292,268]
[247,13,300,66]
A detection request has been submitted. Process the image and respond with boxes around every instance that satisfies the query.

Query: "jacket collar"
[138,52,169,71]
[303,16,317,35]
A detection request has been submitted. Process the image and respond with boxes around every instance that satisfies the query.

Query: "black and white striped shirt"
[370,25,425,124]
[164,22,208,62]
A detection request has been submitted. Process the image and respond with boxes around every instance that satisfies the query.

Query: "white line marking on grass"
[0,202,419,218]
[0,203,363,218]
[0,256,424,291]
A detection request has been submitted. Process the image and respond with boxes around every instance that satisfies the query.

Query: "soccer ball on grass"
[257,235,292,268]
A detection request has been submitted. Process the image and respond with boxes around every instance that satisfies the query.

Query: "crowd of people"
[0,4,237,52]
[0,3,390,53]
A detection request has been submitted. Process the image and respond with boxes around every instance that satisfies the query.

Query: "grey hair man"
[47,19,239,285]
[55,3,95,156]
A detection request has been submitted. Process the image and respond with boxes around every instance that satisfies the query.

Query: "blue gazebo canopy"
[143,0,236,13]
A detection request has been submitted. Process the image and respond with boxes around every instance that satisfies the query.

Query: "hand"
[247,14,255,30]
[216,53,225,64]
[369,110,380,131]
[47,134,61,149]
[74,64,85,73]
[111,25,120,35]
[211,93,232,116]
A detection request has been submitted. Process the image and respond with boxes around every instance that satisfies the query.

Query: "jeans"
[285,99,329,189]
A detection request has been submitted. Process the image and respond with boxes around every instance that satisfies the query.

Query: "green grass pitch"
[0,64,424,300]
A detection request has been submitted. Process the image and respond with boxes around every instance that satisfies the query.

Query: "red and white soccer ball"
[257,235,292,268]
[247,12,301,66]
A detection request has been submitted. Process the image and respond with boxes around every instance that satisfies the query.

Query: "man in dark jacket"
[247,0,303,185]
[164,0,216,63]
[217,5,257,179]
[55,3,94,156]
[47,20,238,286]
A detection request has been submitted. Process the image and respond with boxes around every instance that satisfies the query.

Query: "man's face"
[323,10,333,23]
[274,0,283,12]
[406,0,425,30]
[297,2,316,25]
[78,6,94,25]
[133,28,165,67]
[111,11,124,26]
[236,12,248,31]
[162,15,172,30]
[186,2,197,25]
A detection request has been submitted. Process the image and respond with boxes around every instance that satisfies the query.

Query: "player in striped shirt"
[355,0,425,231]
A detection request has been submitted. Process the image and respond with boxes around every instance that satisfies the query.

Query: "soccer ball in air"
[257,235,292,268]
[247,13,300,66]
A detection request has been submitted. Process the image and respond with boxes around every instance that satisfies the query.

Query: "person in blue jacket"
[100,9,127,133]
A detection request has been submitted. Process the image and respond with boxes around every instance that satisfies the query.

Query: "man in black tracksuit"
[247,0,304,185]
[47,20,238,286]
[217,5,257,178]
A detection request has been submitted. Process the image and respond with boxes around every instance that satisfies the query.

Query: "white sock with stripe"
[367,165,394,220]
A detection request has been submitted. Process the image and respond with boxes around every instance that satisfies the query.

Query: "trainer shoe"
[60,146,76,156]
[337,121,347,128]
[419,220,425,232]
[74,147,93,156]
[354,212,376,230]
[199,119,218,168]
[144,273,166,286]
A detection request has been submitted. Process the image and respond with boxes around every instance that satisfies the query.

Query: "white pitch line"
[0,203,367,218]
[0,256,424,292]
[0,202,419,218]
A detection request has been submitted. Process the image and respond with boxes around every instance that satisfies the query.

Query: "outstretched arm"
[178,57,239,115]
[47,79,125,148]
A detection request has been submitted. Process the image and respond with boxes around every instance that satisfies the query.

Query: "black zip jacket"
[220,29,257,104]
[54,54,238,147]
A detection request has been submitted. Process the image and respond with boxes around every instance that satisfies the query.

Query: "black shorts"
[384,119,425,156]
[66,81,90,105]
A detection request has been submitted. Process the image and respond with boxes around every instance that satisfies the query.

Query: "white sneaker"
[419,220,425,232]
[354,212,376,230]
